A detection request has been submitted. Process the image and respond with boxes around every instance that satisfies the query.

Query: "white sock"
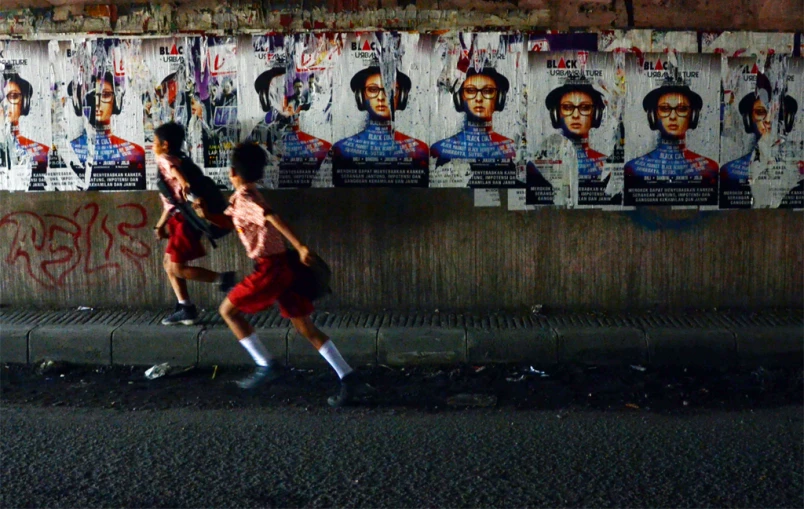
[239,333,273,367]
[179,299,192,306]
[318,340,353,379]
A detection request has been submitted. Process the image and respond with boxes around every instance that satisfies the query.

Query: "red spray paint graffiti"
[0,202,151,288]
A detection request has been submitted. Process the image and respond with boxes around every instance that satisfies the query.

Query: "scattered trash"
[683,400,689,406]
[473,366,487,373]
[625,403,640,409]
[528,366,550,378]
[76,306,93,311]
[211,365,218,380]
[531,304,544,314]
[447,393,497,408]
[143,364,194,380]
[506,375,526,383]
[630,365,647,372]
[145,363,171,380]
[37,359,70,375]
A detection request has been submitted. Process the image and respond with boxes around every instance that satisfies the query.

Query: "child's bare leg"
[219,297,254,340]
[167,261,219,283]
[163,253,190,302]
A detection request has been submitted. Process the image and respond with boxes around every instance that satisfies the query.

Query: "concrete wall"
[1,189,801,311]
[1,1,802,34]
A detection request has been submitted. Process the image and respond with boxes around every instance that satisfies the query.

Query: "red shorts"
[165,213,206,264]
[227,252,314,318]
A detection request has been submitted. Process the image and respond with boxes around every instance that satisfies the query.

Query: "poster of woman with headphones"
[330,32,429,187]
[50,39,146,191]
[720,56,803,209]
[525,51,625,208]
[0,40,50,192]
[239,33,337,188]
[429,32,524,188]
[136,37,201,189]
[623,53,720,207]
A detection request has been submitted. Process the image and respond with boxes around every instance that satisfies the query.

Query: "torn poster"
[331,32,429,187]
[50,39,146,191]
[0,40,50,192]
[240,33,338,188]
[429,32,525,188]
[721,56,802,209]
[135,37,199,190]
[623,53,721,207]
[200,36,239,188]
[526,51,624,208]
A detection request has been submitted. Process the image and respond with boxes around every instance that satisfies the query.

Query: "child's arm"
[265,212,312,265]
[154,208,171,239]
[192,198,235,230]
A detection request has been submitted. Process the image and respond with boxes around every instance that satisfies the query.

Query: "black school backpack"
[156,154,232,248]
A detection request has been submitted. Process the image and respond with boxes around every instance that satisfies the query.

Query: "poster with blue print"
[429,32,525,188]
[50,38,145,191]
[239,33,338,188]
[331,32,430,187]
[0,40,50,192]
[526,51,625,208]
[623,53,720,207]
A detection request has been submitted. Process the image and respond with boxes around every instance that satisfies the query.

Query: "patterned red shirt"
[225,185,286,260]
[156,154,187,213]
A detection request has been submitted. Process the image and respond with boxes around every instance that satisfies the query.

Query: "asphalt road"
[1,364,802,508]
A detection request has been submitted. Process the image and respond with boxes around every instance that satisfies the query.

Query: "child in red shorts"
[152,122,235,325]
[194,142,359,407]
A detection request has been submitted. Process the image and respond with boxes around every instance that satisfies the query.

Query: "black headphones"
[544,83,605,130]
[3,72,32,116]
[738,90,798,135]
[452,67,509,113]
[643,85,702,131]
[254,68,286,112]
[350,66,410,113]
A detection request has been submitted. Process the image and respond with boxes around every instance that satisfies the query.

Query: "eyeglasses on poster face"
[364,85,399,99]
[656,104,691,118]
[4,91,22,104]
[462,86,497,99]
[560,103,594,116]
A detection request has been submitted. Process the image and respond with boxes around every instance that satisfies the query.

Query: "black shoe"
[161,303,198,326]
[236,361,282,390]
[328,371,362,408]
[219,271,236,293]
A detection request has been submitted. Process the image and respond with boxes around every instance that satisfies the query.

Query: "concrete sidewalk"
[1,307,801,369]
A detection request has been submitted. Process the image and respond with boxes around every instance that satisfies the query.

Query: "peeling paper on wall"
[473,188,500,207]
[49,38,146,191]
[525,50,624,209]
[0,40,49,192]
[329,31,430,187]
[623,53,721,207]
[721,56,803,209]
[598,30,697,54]
[429,31,525,189]
[200,36,238,189]
[239,33,339,189]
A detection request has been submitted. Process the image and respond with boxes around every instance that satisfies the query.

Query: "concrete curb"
[1,309,802,369]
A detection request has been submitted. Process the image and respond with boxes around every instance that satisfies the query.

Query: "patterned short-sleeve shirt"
[225,185,286,260]
[156,154,185,213]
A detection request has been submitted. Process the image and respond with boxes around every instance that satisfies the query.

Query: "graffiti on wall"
[0,202,151,288]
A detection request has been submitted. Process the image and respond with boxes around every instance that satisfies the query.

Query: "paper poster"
[429,32,525,188]
[239,33,338,189]
[526,51,625,208]
[330,32,430,187]
[50,38,146,191]
[700,31,795,58]
[0,40,50,192]
[134,37,199,190]
[721,57,802,209]
[199,36,239,188]
[623,53,721,207]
